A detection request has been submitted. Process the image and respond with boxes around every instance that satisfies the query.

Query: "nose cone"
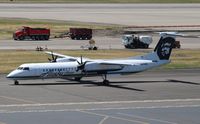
[6,71,17,79]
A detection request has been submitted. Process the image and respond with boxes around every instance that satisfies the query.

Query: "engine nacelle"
[84,62,123,72]
[56,58,76,63]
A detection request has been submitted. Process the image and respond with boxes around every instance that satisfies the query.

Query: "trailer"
[69,28,92,40]
[13,26,50,40]
[122,34,152,49]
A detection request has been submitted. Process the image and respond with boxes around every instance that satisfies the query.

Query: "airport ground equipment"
[173,41,181,48]
[80,39,98,50]
[69,28,92,40]
[122,34,152,49]
[13,26,50,40]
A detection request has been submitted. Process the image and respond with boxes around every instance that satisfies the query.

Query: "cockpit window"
[17,67,23,70]
[23,67,30,70]
[17,67,30,70]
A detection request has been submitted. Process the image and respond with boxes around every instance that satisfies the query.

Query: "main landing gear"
[14,80,19,85]
[102,74,109,85]
[74,77,82,81]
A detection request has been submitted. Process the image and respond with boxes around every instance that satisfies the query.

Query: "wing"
[45,51,91,62]
[84,59,154,72]
[45,51,75,59]
[94,59,154,66]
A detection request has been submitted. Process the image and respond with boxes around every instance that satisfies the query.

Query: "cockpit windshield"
[17,67,23,70]
[17,67,30,70]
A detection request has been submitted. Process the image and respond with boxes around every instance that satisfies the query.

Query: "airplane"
[7,32,181,85]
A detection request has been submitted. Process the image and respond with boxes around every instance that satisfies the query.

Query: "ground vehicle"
[81,39,98,50]
[173,41,181,48]
[122,34,152,49]
[69,28,92,40]
[13,26,50,40]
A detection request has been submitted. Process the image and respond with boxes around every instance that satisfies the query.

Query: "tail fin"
[154,36,175,60]
[131,32,177,61]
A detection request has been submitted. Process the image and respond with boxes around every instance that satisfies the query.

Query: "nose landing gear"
[14,80,19,85]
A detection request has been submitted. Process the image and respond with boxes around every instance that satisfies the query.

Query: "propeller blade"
[51,51,54,60]
[47,51,57,62]
[77,60,81,65]
[48,58,52,62]
[53,56,58,62]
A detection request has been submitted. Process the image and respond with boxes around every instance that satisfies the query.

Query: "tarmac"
[1,35,200,50]
[0,69,200,124]
[0,3,200,124]
[0,4,200,26]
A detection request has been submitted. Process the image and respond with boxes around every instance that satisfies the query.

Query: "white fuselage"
[6,59,169,81]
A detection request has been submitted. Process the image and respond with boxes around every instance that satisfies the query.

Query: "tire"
[39,36,44,40]
[44,35,49,40]
[14,80,19,85]
[125,45,129,48]
[35,36,39,40]
[144,44,149,49]
[77,36,80,40]
[74,77,82,81]
[30,36,35,40]
[93,46,97,50]
[19,36,24,40]
[71,37,75,40]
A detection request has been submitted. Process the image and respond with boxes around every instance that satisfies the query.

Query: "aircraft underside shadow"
[10,78,199,92]
[168,79,200,85]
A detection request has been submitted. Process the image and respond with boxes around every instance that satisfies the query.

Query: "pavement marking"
[79,110,148,124]
[118,112,177,124]
[0,105,200,114]
[0,98,200,107]
[98,116,109,124]
[0,96,38,104]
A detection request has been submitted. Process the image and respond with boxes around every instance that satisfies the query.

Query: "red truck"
[13,26,50,40]
[69,28,92,40]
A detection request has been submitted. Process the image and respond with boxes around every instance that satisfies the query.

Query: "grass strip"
[1,49,200,74]
[0,18,121,40]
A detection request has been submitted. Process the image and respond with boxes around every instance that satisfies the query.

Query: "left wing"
[45,51,76,60]
[45,51,90,62]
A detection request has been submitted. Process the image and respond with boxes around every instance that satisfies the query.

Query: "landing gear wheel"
[14,80,19,85]
[102,74,109,85]
[74,77,82,81]
[103,80,109,85]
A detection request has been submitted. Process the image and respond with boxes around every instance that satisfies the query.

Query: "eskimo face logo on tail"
[157,37,175,60]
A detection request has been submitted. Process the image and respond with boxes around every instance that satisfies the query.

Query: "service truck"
[69,28,92,40]
[13,26,50,40]
[122,34,152,49]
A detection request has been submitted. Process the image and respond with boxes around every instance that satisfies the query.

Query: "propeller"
[48,51,58,62]
[76,55,88,72]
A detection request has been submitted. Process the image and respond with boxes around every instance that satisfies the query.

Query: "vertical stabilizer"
[154,36,175,60]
